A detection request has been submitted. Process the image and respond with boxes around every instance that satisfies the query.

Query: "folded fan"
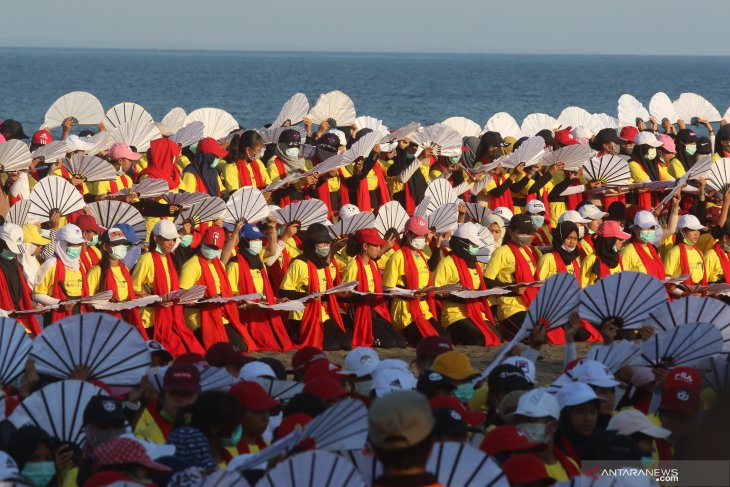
[63,155,117,182]
[426,442,508,487]
[328,212,375,239]
[424,179,458,214]
[170,121,205,148]
[251,377,304,403]
[374,201,409,238]
[308,90,357,127]
[409,124,463,158]
[380,121,421,144]
[88,200,146,241]
[521,113,558,137]
[160,107,187,134]
[649,92,678,124]
[223,187,269,225]
[105,102,154,130]
[111,178,169,201]
[442,116,482,138]
[706,157,730,193]
[272,93,310,128]
[590,112,620,131]
[638,322,723,368]
[175,196,226,225]
[256,451,364,487]
[162,191,208,208]
[354,115,388,134]
[198,365,238,392]
[558,106,594,129]
[541,144,594,171]
[485,112,522,139]
[28,175,86,221]
[6,199,31,225]
[0,318,32,385]
[500,136,545,168]
[185,107,239,140]
[586,340,643,373]
[464,202,491,225]
[32,140,68,163]
[428,203,459,234]
[43,91,105,129]
[85,132,114,156]
[109,119,161,152]
[272,199,328,230]
[582,154,631,187]
[0,140,32,172]
[673,92,722,123]
[617,94,650,126]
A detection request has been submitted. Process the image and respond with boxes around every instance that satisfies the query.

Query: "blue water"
[3,48,730,136]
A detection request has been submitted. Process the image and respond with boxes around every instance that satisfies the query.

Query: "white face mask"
[285,147,300,159]
[353,379,374,396]
[201,246,222,260]
[561,244,577,252]
[517,422,549,444]
[315,245,330,257]
[410,237,426,250]
[110,245,128,260]
[247,240,263,255]
[578,226,585,239]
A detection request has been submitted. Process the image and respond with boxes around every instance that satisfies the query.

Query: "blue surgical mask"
[685,144,697,156]
[530,215,545,228]
[639,230,656,243]
[89,234,98,246]
[21,461,56,487]
[179,235,193,248]
[405,152,415,160]
[247,240,263,255]
[449,156,460,165]
[221,424,242,447]
[467,244,480,255]
[65,247,81,259]
[454,383,475,403]
[210,158,221,168]
[0,249,16,260]
[201,246,222,260]
[285,147,300,159]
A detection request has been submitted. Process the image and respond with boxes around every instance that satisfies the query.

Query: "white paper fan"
[198,365,237,392]
[0,140,32,172]
[685,154,713,181]
[586,341,643,373]
[424,179,458,214]
[256,451,364,487]
[105,102,154,130]
[185,108,239,140]
[301,398,368,451]
[328,212,375,239]
[259,126,307,146]
[43,91,104,129]
[380,122,422,144]
[725,107,730,123]
[0,318,32,385]
[521,113,558,137]
[109,120,161,152]
[428,203,458,234]
[522,273,580,332]
[307,90,357,127]
[427,442,508,487]
[28,175,85,220]
[485,112,522,139]
[251,378,304,403]
[503,136,545,168]
[374,201,408,238]
[8,380,104,445]
[706,157,730,193]
[580,272,668,330]
[6,199,31,225]
[410,124,462,157]
[86,132,114,156]
[673,93,722,123]
[704,356,730,392]
[175,196,226,225]
[464,202,491,225]
[200,470,251,487]
[638,322,722,368]
[31,313,150,385]
[32,140,68,163]
[272,199,328,230]
[88,200,146,241]
[63,155,116,182]
[163,191,208,208]
[348,129,388,160]
[223,187,269,225]
[617,94,650,126]
[340,449,382,487]
[272,93,310,128]
[354,116,388,134]
[114,178,170,201]
[541,144,594,171]
[170,121,205,148]
[582,155,631,187]
[160,107,187,134]
[649,92,678,124]
[589,113,620,131]
[442,116,482,138]
[557,106,593,129]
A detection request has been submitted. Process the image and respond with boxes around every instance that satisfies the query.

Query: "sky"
[2,0,730,56]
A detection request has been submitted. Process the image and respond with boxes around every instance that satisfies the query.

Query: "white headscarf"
[54,224,83,272]
[484,214,506,246]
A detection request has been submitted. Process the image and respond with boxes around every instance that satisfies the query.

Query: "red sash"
[196,255,258,351]
[146,400,174,440]
[193,174,219,197]
[356,162,390,212]
[273,158,291,207]
[712,243,730,283]
[565,174,583,211]
[316,169,350,219]
[488,173,513,210]
[0,261,39,334]
[236,159,265,190]
[631,242,666,280]
[150,252,204,356]
[50,260,89,322]
[450,255,500,346]
[655,438,674,461]
[506,243,539,306]
[352,256,391,347]
[298,260,346,348]
[268,247,291,293]
[80,246,100,274]
[401,247,439,338]
[109,174,131,194]
[534,227,551,246]
[553,445,581,478]
[101,263,147,338]
[552,251,582,288]
[579,234,594,259]
[235,254,293,352]
[598,255,623,279]
[678,243,707,285]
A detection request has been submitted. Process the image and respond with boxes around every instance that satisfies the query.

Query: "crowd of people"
[0,91,728,486]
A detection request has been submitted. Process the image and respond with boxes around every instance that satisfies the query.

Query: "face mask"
[639,230,656,243]
[641,456,654,468]
[723,244,730,252]
[0,249,15,260]
[110,245,128,260]
[685,144,697,156]
[21,461,56,487]
[314,245,331,258]
[449,156,460,165]
[405,152,415,160]
[40,229,51,239]
[410,237,426,250]
[517,422,549,444]
[65,246,81,259]
[578,226,585,239]
[89,235,98,246]
[682,237,694,246]
[587,227,595,235]
[454,383,475,402]
[285,147,300,159]
[354,379,374,396]
[645,148,657,160]
[514,234,534,247]
[210,158,221,168]
[530,215,545,228]
[611,143,621,155]
[561,244,577,253]
[255,149,265,159]
[116,166,125,176]
[179,234,193,248]
[612,244,620,253]
[201,246,222,260]
[247,240,263,255]
[220,424,242,447]
[467,244,480,256]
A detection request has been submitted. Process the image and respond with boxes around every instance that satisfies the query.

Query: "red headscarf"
[143,138,182,189]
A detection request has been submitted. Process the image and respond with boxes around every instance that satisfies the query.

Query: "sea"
[3,48,730,137]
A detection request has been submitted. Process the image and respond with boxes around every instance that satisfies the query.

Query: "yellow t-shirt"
[621,242,656,274]
[390,161,430,194]
[279,258,336,322]
[663,244,705,283]
[668,158,686,179]
[705,246,730,283]
[382,248,432,330]
[342,256,375,290]
[34,260,84,298]
[179,256,223,330]
[628,160,673,182]
[433,255,486,328]
[537,252,582,287]
[545,457,579,483]
[226,257,265,295]
[131,251,173,329]
[483,245,540,321]
[133,407,169,445]
[88,174,133,196]
[222,159,272,192]
[179,171,224,194]
[87,264,129,299]
[580,252,621,286]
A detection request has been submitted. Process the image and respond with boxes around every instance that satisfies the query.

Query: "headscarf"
[593,235,619,271]
[484,214,505,246]
[275,144,306,172]
[56,224,82,272]
[551,221,580,265]
[449,235,477,267]
[675,129,698,172]
[300,223,333,269]
[238,230,263,270]
[7,426,54,470]
[631,144,660,182]
[714,124,730,155]
[144,138,182,189]
[183,152,220,197]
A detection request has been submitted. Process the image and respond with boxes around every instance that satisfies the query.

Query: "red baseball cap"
[554,126,579,146]
[291,347,327,374]
[229,381,281,411]
[32,129,52,146]
[355,228,388,246]
[479,425,544,455]
[205,342,248,367]
[275,413,313,441]
[428,395,485,427]
[620,126,640,143]
[303,359,346,384]
[202,225,225,250]
[416,336,453,357]
[197,137,228,158]
[303,376,348,402]
[659,387,700,416]
[94,438,171,472]
[163,363,201,394]
[76,214,105,234]
[404,216,429,236]
[664,367,701,392]
[502,454,554,485]
[109,142,142,161]
[596,220,631,240]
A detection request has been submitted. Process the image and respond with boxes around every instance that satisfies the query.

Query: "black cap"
[535,129,555,146]
[83,395,126,426]
[417,370,456,398]
[432,408,471,438]
[316,133,339,153]
[676,128,698,145]
[0,120,28,140]
[482,131,509,148]
[278,129,302,147]
[487,364,532,393]
[595,128,624,147]
[508,214,536,234]
[304,222,334,244]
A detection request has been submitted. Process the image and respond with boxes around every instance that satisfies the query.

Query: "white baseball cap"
[0,451,21,482]
[503,356,536,383]
[578,203,608,221]
[153,220,179,240]
[453,222,484,247]
[372,367,417,398]
[634,132,663,148]
[374,359,411,375]
[677,214,707,231]
[556,381,603,409]
[572,360,620,388]
[0,223,25,254]
[558,210,590,225]
[632,210,658,229]
[525,200,546,214]
[56,223,86,245]
[607,409,671,439]
[239,361,277,380]
[514,388,560,420]
[493,207,513,224]
[342,347,381,378]
[339,204,360,220]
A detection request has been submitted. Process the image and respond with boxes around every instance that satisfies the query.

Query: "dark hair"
[372,432,434,471]
[226,134,242,162]
[239,130,264,157]
[189,391,240,439]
